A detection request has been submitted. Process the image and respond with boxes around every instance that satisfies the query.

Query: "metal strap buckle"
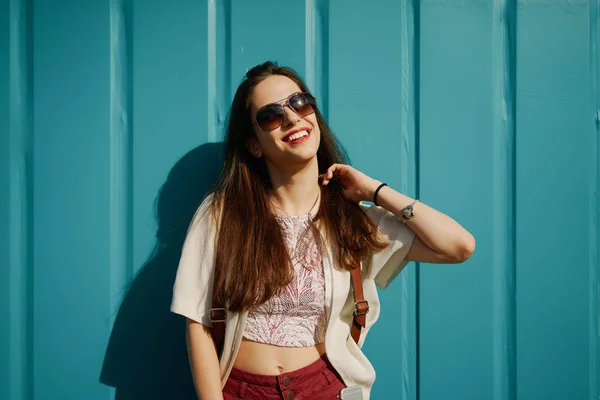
[353,300,369,316]
[209,308,227,323]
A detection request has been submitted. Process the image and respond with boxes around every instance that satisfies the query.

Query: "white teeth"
[286,130,309,142]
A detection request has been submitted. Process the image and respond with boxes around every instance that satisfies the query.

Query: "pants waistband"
[227,353,335,388]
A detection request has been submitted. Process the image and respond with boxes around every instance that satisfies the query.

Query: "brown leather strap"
[210,262,368,356]
[350,263,368,344]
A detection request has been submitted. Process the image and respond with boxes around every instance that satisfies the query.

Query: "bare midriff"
[232,337,326,375]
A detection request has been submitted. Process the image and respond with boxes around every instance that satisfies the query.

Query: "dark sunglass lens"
[290,93,316,117]
[256,105,283,131]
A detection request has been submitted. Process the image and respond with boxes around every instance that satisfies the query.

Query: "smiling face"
[248,75,321,171]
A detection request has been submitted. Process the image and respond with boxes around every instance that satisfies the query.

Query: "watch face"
[403,208,413,218]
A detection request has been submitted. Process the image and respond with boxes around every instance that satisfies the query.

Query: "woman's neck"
[266,157,321,216]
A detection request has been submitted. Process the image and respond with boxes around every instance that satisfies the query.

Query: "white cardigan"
[171,195,415,400]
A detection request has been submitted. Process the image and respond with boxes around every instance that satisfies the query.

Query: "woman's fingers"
[327,164,335,177]
[320,164,349,185]
[329,164,342,178]
[321,164,335,185]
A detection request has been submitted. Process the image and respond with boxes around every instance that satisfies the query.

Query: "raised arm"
[321,163,475,264]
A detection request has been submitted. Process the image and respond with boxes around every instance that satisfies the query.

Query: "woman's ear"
[246,138,262,158]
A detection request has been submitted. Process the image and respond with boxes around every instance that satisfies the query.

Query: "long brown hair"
[210,61,387,312]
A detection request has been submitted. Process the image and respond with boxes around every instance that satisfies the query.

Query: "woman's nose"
[281,105,300,127]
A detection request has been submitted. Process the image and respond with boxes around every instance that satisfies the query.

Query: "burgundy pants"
[222,354,346,400]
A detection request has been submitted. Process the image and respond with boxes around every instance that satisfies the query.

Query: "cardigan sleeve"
[360,203,416,290]
[170,195,217,326]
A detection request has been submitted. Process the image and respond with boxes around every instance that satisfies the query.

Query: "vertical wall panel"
[491,1,517,400]
[419,1,495,399]
[32,0,112,398]
[516,1,595,399]
[108,0,133,341]
[207,0,231,143]
[593,3,600,399]
[131,0,208,271]
[305,0,329,118]
[0,3,9,397]
[229,0,306,83]
[328,1,418,398]
[1,1,33,400]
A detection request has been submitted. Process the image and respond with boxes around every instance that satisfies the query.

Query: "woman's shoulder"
[189,192,218,226]
[183,193,222,246]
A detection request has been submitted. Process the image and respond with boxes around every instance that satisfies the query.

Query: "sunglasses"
[252,92,317,132]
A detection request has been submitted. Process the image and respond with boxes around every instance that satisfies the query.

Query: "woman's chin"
[268,152,318,172]
[289,148,320,165]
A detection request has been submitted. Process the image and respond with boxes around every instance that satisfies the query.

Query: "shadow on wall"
[100,142,224,400]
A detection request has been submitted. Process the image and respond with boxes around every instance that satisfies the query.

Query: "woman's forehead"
[251,75,302,110]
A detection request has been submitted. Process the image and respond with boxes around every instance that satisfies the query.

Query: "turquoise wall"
[1,0,598,399]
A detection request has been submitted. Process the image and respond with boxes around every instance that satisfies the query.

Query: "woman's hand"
[320,164,380,203]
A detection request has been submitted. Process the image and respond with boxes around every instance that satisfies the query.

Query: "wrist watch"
[400,200,418,224]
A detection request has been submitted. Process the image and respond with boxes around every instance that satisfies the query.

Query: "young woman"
[171,62,475,400]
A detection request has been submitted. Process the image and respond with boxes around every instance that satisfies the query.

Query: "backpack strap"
[209,262,368,355]
[350,263,368,344]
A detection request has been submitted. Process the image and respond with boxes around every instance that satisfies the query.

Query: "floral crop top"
[242,212,328,347]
